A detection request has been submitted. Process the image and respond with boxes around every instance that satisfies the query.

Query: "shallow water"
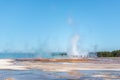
[0,70,120,80]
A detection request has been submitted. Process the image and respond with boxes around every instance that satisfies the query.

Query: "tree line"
[97,50,120,57]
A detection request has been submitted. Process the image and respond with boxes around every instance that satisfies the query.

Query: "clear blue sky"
[0,0,120,52]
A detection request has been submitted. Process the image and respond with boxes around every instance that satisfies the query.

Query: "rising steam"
[68,34,80,56]
[68,34,88,58]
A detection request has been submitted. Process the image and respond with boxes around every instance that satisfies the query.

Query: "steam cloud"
[68,34,80,56]
[68,34,89,58]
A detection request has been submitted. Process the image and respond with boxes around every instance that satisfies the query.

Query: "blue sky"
[0,0,120,52]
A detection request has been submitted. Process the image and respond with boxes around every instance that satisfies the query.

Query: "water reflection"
[0,70,120,80]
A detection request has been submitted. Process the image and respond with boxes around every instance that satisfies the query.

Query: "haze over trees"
[97,50,120,57]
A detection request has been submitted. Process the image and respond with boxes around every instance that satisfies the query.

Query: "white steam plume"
[69,34,80,56]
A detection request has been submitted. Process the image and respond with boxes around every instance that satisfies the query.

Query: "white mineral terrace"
[0,59,28,70]
[0,58,120,72]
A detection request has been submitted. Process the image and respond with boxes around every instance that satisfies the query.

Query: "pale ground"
[21,61,120,72]
[0,59,28,70]
[0,58,120,80]
[0,58,120,72]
